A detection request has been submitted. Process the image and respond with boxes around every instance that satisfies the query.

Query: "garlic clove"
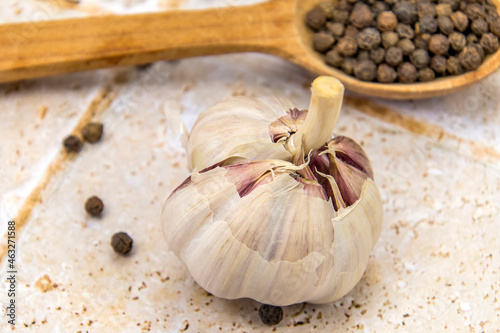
[187,97,295,171]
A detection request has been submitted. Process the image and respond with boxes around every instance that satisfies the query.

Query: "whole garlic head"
[162,76,383,306]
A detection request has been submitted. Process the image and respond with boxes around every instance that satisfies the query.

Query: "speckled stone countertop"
[1,1,499,332]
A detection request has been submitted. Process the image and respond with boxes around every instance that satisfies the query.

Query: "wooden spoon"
[1,0,499,99]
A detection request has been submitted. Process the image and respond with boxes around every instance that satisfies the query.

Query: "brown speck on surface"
[35,275,58,293]
[37,105,48,120]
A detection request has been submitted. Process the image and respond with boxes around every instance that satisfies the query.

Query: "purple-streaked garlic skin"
[268,108,308,143]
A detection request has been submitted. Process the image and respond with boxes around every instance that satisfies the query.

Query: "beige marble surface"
[1,1,499,332]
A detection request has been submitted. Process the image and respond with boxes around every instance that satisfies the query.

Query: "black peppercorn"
[418,16,438,34]
[357,27,382,49]
[490,19,500,38]
[410,48,430,69]
[467,33,479,45]
[418,67,436,82]
[393,2,418,25]
[430,55,447,74]
[435,4,452,17]
[317,1,336,19]
[377,64,397,83]
[398,38,416,55]
[350,2,374,29]
[437,16,455,35]
[306,8,327,31]
[333,9,350,24]
[438,0,460,11]
[354,59,377,81]
[336,0,352,11]
[471,43,485,61]
[414,33,431,50]
[459,45,483,71]
[63,135,83,153]
[382,31,399,48]
[344,25,359,38]
[446,55,463,74]
[326,22,345,38]
[480,33,499,54]
[358,50,370,61]
[370,47,386,64]
[396,23,415,39]
[417,2,436,19]
[85,196,104,217]
[341,57,357,74]
[325,49,344,67]
[429,34,450,55]
[377,11,398,32]
[259,305,283,326]
[337,37,358,56]
[397,62,418,83]
[449,32,466,52]
[465,3,486,21]
[313,32,335,53]
[111,232,133,255]
[373,1,390,16]
[385,46,404,66]
[471,18,489,37]
[81,122,103,143]
[450,11,469,32]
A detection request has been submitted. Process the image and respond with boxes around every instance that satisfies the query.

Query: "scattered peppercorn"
[377,63,398,82]
[85,196,104,217]
[357,27,382,49]
[317,1,336,19]
[459,45,483,70]
[354,59,378,81]
[313,32,335,53]
[398,62,418,82]
[450,11,469,32]
[373,1,389,16]
[472,43,485,60]
[111,232,133,255]
[430,55,447,74]
[418,67,436,82]
[377,11,398,32]
[465,3,486,20]
[429,34,450,55]
[63,135,83,153]
[414,33,431,50]
[258,304,283,326]
[333,9,350,24]
[449,32,467,52]
[81,122,103,143]
[480,33,499,53]
[385,46,404,66]
[490,19,500,38]
[417,2,436,18]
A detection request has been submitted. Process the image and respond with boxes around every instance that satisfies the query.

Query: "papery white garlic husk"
[162,76,383,306]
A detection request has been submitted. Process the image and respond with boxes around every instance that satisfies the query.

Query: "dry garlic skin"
[162,76,383,306]
[162,160,382,305]
[187,97,298,171]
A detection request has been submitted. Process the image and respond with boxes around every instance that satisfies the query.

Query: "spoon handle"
[0,0,299,83]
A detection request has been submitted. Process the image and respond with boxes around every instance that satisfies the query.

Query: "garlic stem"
[288,76,344,157]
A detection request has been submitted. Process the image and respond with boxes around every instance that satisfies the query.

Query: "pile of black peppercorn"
[306,0,500,83]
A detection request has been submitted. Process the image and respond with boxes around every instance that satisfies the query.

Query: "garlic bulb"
[162,76,383,306]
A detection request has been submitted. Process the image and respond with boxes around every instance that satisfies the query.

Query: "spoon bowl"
[1,0,499,99]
